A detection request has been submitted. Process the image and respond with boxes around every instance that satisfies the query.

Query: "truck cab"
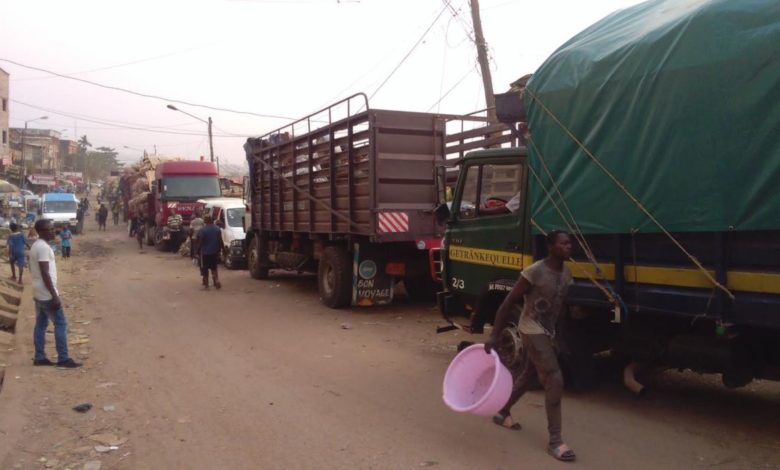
[199,197,247,269]
[438,147,530,333]
[151,160,220,251]
[41,193,79,231]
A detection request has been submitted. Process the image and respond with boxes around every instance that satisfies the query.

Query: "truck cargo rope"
[525,89,734,300]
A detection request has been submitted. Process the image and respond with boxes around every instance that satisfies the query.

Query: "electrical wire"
[11,99,240,137]
[10,46,210,82]
[0,57,297,120]
[368,3,450,100]
[426,63,476,112]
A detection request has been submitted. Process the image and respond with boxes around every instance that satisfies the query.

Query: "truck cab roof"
[43,193,78,202]
[458,146,527,164]
[156,160,218,177]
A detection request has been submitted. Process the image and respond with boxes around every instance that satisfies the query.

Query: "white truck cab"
[198,197,246,269]
[42,193,79,231]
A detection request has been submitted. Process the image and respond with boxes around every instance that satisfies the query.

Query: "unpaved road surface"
[1,215,780,469]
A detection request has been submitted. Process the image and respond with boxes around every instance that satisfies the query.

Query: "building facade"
[0,67,9,166]
[10,128,62,176]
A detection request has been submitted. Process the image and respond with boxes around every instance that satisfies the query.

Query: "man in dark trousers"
[97,203,109,231]
[485,230,575,462]
[197,215,223,290]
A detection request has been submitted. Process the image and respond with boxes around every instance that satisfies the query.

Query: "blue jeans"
[33,299,70,362]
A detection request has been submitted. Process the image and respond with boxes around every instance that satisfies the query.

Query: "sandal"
[492,412,522,431]
[548,444,576,462]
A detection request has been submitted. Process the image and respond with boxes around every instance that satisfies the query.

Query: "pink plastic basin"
[442,344,513,416]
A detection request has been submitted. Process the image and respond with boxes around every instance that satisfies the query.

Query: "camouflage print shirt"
[517,260,572,338]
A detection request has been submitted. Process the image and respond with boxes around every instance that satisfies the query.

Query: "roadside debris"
[72,403,92,413]
[83,461,102,470]
[88,433,128,446]
[340,322,353,330]
[102,405,116,412]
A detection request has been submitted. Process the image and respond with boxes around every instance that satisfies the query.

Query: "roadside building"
[10,128,62,177]
[0,67,9,169]
[59,139,79,171]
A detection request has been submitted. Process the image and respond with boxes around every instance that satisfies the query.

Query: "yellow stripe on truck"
[448,246,526,270]
[448,246,780,295]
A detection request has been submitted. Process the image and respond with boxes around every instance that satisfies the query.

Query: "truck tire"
[248,236,269,279]
[318,246,352,308]
[154,227,167,252]
[224,248,238,270]
[404,276,437,303]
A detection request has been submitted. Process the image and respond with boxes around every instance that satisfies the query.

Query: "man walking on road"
[97,203,109,231]
[485,230,575,462]
[197,215,223,290]
[29,219,81,369]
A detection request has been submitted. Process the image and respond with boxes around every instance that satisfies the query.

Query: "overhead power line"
[11,99,246,138]
[10,46,209,82]
[426,63,477,112]
[0,57,297,121]
[368,3,450,100]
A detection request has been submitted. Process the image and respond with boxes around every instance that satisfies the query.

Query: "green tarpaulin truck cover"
[525,0,780,234]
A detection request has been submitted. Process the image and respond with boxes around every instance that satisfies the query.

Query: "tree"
[84,146,120,181]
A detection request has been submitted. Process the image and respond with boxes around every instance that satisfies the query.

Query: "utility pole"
[469,0,497,124]
[207,117,215,164]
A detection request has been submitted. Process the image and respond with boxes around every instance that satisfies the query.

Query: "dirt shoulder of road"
[0,231,133,470]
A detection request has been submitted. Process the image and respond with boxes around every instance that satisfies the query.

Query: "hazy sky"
[2,0,644,167]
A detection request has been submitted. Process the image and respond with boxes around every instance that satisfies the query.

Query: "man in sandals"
[485,230,575,462]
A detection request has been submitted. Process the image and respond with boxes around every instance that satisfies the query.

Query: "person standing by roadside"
[29,219,81,368]
[59,224,73,259]
[8,223,28,283]
[485,230,575,462]
[189,209,205,263]
[196,215,223,290]
[97,204,109,231]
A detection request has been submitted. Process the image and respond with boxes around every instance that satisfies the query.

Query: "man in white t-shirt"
[29,219,81,369]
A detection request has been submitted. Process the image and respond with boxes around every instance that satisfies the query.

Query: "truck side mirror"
[435,165,447,204]
[435,202,451,225]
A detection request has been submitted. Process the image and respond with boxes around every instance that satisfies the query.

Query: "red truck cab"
[150,160,220,251]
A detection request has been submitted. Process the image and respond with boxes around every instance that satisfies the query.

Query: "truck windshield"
[226,208,245,228]
[43,201,77,213]
[162,176,221,199]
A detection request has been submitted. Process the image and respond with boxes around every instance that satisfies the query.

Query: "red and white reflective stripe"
[377,212,409,233]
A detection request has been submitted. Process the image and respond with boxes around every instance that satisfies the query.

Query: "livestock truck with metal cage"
[243,94,518,308]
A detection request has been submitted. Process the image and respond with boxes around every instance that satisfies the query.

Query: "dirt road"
[1,216,780,469]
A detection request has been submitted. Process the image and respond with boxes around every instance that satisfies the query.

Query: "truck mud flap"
[352,242,395,307]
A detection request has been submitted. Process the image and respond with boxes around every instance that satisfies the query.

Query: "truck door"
[445,159,528,303]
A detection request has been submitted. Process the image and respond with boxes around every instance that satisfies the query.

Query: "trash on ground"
[83,460,102,470]
[88,433,127,446]
[72,403,92,413]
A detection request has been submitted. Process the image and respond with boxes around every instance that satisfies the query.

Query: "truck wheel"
[318,246,352,308]
[248,237,269,279]
[404,277,437,303]
[154,228,167,252]
[224,248,237,270]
